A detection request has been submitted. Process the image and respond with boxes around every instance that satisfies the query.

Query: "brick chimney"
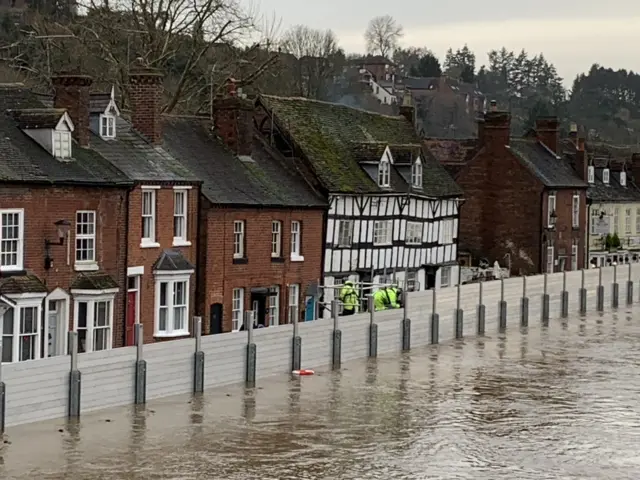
[212,79,253,156]
[128,68,163,145]
[575,135,588,182]
[568,122,578,143]
[479,100,510,151]
[51,73,92,148]
[399,90,415,127]
[535,116,559,154]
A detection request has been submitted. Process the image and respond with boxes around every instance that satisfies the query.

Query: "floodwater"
[3,309,640,480]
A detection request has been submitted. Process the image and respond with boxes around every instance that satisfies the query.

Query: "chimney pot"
[480,109,511,149]
[535,116,560,154]
[489,100,497,112]
[128,68,163,145]
[212,95,254,156]
[51,73,92,148]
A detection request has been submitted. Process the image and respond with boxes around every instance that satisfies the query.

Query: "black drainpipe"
[121,187,131,348]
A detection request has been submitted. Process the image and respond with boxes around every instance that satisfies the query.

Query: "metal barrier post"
[579,269,587,314]
[498,278,507,332]
[541,273,550,324]
[430,288,439,344]
[68,331,81,418]
[134,323,146,404]
[477,280,485,335]
[331,300,342,370]
[561,271,569,318]
[245,311,256,385]
[292,306,302,371]
[368,295,377,357]
[520,275,529,327]
[193,317,204,393]
[454,283,463,339]
[402,291,411,351]
[612,264,619,308]
[596,267,604,312]
[627,263,634,305]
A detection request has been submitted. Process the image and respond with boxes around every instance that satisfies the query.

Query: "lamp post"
[44,219,71,270]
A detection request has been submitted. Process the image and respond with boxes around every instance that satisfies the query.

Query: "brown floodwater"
[2,309,640,479]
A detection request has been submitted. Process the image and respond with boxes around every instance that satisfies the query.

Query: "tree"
[444,45,475,83]
[281,25,344,99]
[410,52,442,77]
[364,15,403,58]
[393,47,441,77]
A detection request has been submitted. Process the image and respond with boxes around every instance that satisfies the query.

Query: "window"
[571,241,579,271]
[337,220,353,247]
[572,194,580,228]
[546,246,554,273]
[441,219,454,244]
[636,208,640,234]
[591,209,600,235]
[53,130,71,158]
[406,271,417,291]
[620,171,627,186]
[271,221,282,257]
[405,221,422,245]
[73,294,116,353]
[233,221,245,258]
[232,288,244,331]
[288,283,300,323]
[2,300,45,363]
[268,286,280,326]
[0,209,24,271]
[378,159,390,187]
[587,166,594,183]
[603,168,610,184]
[154,275,190,336]
[411,158,423,187]
[141,189,156,245]
[614,207,620,234]
[373,220,392,245]
[290,221,302,259]
[75,211,96,266]
[173,189,188,245]
[100,115,115,138]
[547,194,556,228]
[440,266,451,288]
[625,208,632,234]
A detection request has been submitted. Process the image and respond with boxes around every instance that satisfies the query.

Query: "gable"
[55,113,74,132]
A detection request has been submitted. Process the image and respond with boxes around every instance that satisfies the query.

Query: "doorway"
[250,290,268,327]
[425,266,437,290]
[44,288,69,357]
[126,275,139,346]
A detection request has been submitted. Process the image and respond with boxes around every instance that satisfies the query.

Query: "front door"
[48,301,59,356]
[126,292,136,346]
[250,293,267,326]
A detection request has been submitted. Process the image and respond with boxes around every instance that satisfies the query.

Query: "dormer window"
[587,165,595,183]
[411,158,423,188]
[620,171,627,186]
[378,158,390,187]
[603,168,610,184]
[100,114,115,139]
[53,130,71,159]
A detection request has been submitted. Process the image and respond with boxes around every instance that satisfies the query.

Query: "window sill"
[373,243,393,247]
[271,256,285,263]
[140,241,160,249]
[154,331,190,339]
[290,255,305,262]
[232,257,248,265]
[172,239,192,247]
[74,262,99,272]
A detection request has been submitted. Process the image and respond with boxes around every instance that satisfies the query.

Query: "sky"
[256,0,640,87]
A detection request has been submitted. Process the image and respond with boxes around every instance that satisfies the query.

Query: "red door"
[126,291,137,346]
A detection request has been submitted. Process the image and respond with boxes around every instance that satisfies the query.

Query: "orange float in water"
[292,369,315,376]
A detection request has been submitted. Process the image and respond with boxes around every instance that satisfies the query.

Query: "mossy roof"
[259,95,462,197]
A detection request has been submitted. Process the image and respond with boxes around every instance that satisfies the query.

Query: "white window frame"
[141,187,158,248]
[620,171,627,186]
[71,290,117,354]
[411,158,423,188]
[572,194,580,229]
[373,220,392,246]
[291,221,303,261]
[153,271,192,337]
[625,208,632,234]
[233,220,245,258]
[1,295,46,363]
[636,208,640,235]
[268,286,280,326]
[0,208,24,272]
[232,288,244,332]
[271,221,282,258]
[547,194,556,228]
[53,130,71,158]
[378,159,390,187]
[614,207,620,234]
[75,210,98,271]
[571,242,578,271]
[288,283,299,324]
[405,221,422,245]
[546,246,554,273]
[337,220,353,247]
[590,209,599,235]
[587,166,595,183]
[173,187,190,247]
[441,219,454,244]
[99,114,116,139]
[440,266,451,288]
[603,168,610,184]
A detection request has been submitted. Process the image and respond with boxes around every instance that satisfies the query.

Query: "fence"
[0,264,636,430]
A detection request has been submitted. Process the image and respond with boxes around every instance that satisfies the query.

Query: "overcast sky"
[258,0,640,86]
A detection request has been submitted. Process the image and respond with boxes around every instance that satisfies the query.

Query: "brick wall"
[0,184,128,345]
[128,69,163,145]
[200,206,325,333]
[127,184,199,343]
[542,189,587,271]
[52,74,92,147]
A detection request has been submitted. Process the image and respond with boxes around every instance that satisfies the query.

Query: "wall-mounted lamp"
[44,219,71,270]
[549,210,557,228]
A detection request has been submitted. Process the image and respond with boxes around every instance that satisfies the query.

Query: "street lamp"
[44,219,71,270]
[549,210,557,228]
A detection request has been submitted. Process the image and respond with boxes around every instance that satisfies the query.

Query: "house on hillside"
[425,102,589,275]
[255,94,463,314]
[162,88,326,332]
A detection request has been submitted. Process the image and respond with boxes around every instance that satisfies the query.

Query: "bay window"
[154,272,191,337]
[1,295,45,363]
[72,291,117,353]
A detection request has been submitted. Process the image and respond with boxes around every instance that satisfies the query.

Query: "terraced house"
[255,94,463,313]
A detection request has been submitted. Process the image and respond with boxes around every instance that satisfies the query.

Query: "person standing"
[339,280,359,316]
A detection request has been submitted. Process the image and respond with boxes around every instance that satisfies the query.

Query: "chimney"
[575,135,588,182]
[399,90,416,127]
[479,100,510,150]
[51,73,92,148]
[212,78,254,156]
[568,122,578,142]
[128,68,163,145]
[535,116,559,154]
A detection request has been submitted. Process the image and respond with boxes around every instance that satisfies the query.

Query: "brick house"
[161,89,327,333]
[0,81,132,362]
[425,105,589,275]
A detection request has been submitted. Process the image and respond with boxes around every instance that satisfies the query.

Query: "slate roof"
[258,95,462,197]
[9,108,66,129]
[0,85,132,186]
[153,249,195,272]
[0,275,47,295]
[161,116,326,207]
[587,168,640,203]
[89,93,111,114]
[71,272,119,290]
[423,138,479,177]
[403,77,438,90]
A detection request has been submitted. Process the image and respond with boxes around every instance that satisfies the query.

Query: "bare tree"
[364,15,403,58]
